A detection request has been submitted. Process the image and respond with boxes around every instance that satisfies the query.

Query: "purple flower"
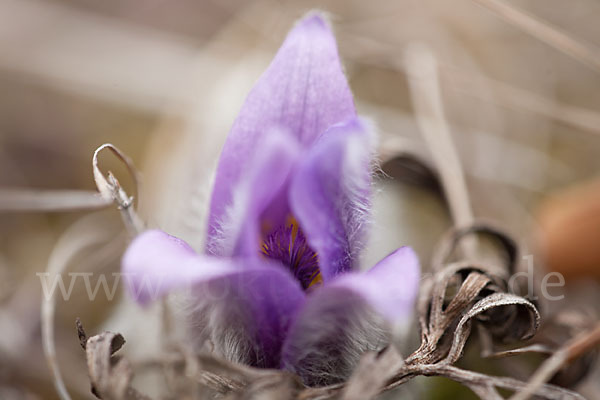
[122,14,420,386]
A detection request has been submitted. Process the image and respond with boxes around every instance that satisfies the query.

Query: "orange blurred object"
[537,179,600,281]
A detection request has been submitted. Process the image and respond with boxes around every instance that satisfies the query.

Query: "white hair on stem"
[281,288,390,386]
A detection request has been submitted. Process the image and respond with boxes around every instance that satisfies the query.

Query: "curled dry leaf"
[92,143,144,236]
[79,321,150,400]
[92,144,140,204]
[404,222,532,367]
[444,293,540,365]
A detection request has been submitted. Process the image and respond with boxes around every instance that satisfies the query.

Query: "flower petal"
[207,14,356,251]
[280,247,419,386]
[122,230,305,367]
[289,118,375,280]
[207,127,301,257]
[334,247,421,323]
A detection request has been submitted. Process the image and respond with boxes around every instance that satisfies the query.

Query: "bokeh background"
[1,0,600,398]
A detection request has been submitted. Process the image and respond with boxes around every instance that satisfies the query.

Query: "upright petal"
[280,247,419,386]
[207,14,356,250]
[206,127,300,257]
[289,118,375,280]
[122,230,305,367]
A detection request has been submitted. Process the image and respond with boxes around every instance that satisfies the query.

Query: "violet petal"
[280,247,420,385]
[122,229,305,367]
[207,14,356,253]
[289,118,374,280]
[208,127,301,257]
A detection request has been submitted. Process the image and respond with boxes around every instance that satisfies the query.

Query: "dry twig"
[0,189,112,212]
[510,323,600,400]
[471,0,600,72]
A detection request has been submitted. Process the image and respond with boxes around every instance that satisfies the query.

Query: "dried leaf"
[445,293,540,365]
[84,329,151,400]
[92,143,140,205]
[341,347,403,400]
[92,144,144,236]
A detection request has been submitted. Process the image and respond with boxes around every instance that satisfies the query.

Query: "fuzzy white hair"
[281,287,390,386]
[181,287,268,367]
[336,117,379,270]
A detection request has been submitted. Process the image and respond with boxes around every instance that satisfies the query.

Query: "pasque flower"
[123,14,420,386]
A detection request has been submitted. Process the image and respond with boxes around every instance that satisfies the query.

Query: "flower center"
[261,220,322,290]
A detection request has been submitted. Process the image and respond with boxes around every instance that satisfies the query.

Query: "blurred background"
[1,0,600,398]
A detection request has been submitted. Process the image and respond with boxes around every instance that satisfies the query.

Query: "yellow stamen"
[307,271,323,288]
